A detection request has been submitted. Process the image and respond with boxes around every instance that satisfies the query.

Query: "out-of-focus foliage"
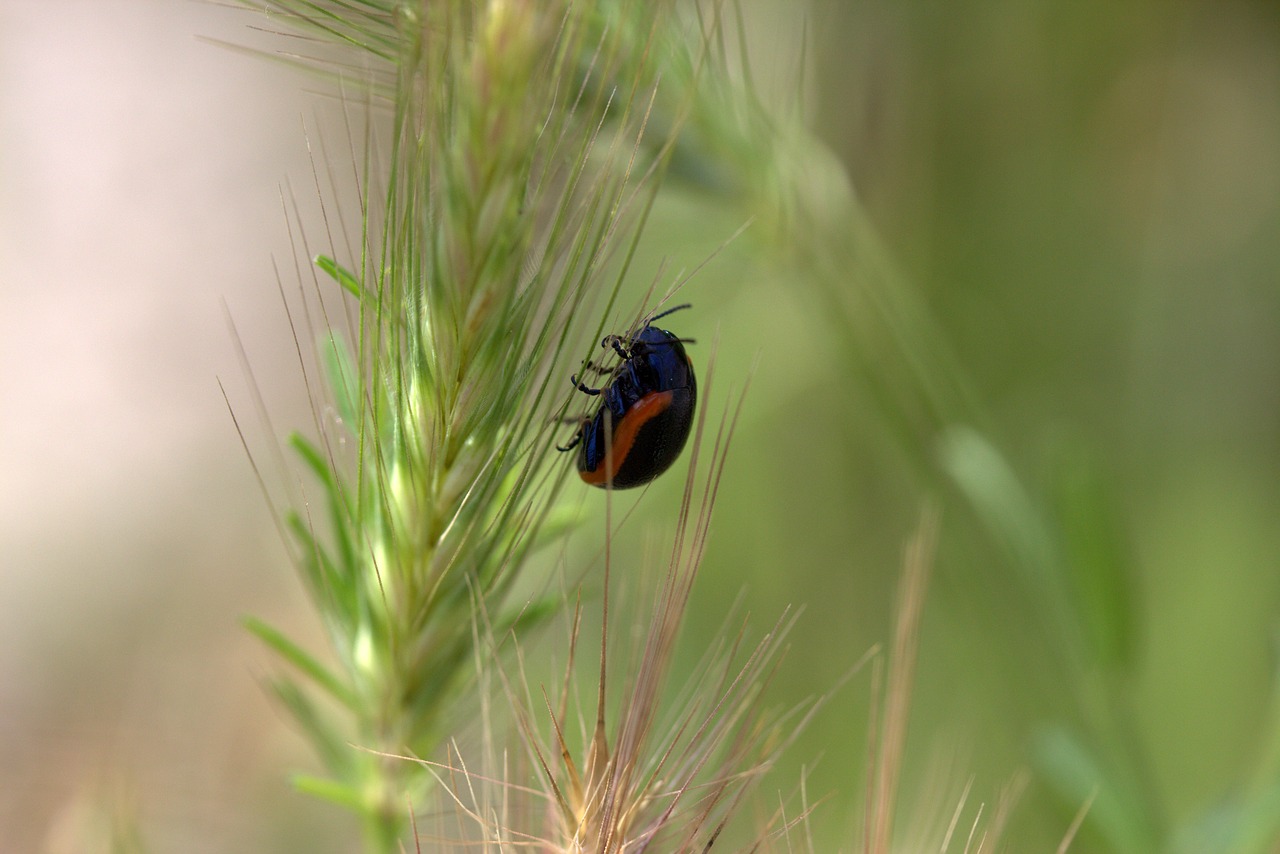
[630,0,1280,850]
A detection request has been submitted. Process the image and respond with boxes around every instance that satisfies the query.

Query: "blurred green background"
[669,1,1280,849]
[2,0,1278,851]
[575,0,1280,849]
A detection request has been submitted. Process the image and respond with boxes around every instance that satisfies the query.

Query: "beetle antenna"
[646,302,692,324]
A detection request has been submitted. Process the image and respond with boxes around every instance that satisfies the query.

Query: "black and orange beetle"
[558,304,696,488]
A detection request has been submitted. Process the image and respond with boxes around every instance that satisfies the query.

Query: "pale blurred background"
[3,1,1280,851]
[1,2,341,850]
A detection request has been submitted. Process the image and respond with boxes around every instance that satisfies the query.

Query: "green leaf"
[288,432,358,598]
[285,510,357,622]
[269,676,355,779]
[289,431,340,496]
[244,616,358,711]
[322,334,361,435]
[1047,435,1136,673]
[1034,725,1160,854]
[315,254,366,302]
[938,426,1079,653]
[1171,783,1280,854]
[939,426,1057,577]
[291,774,366,814]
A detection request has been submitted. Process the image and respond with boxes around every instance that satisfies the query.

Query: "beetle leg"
[571,374,603,395]
[556,422,586,452]
[602,334,630,362]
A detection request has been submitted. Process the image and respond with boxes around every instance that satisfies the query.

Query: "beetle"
[558,304,696,488]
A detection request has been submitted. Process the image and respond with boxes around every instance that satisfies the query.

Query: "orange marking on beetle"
[581,390,674,486]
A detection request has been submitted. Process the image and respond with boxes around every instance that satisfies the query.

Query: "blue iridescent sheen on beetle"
[558,305,696,488]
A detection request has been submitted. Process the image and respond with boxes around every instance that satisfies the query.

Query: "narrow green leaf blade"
[1034,725,1160,854]
[322,333,361,435]
[315,254,364,301]
[291,774,366,814]
[1172,784,1280,854]
[269,676,355,779]
[289,431,338,495]
[245,616,358,711]
[1048,435,1136,672]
